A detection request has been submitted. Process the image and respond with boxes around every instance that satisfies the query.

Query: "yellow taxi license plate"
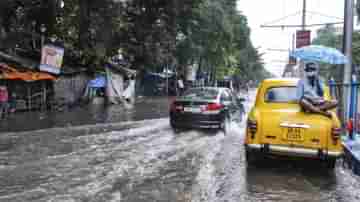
[283,127,304,141]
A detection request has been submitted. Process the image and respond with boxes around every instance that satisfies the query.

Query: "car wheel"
[222,115,231,135]
[325,158,336,169]
[170,120,179,132]
[238,110,244,123]
[171,125,181,133]
[245,146,264,165]
[239,105,245,122]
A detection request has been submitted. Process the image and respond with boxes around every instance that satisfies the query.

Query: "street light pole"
[298,0,307,78]
[343,0,354,121]
[40,24,46,49]
[302,0,306,30]
[31,21,36,50]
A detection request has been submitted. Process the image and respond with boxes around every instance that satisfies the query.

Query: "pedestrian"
[8,92,17,113]
[0,86,9,119]
[296,62,337,118]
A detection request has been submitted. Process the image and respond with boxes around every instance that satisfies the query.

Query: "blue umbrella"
[290,45,348,65]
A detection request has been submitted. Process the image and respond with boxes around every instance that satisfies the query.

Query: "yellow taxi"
[245,78,343,168]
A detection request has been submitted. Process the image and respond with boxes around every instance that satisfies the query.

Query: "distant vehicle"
[245,78,343,168]
[170,87,244,134]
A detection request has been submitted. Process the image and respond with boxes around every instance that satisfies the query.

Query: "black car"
[169,87,244,133]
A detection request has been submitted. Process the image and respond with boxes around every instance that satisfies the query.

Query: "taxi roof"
[262,77,299,86]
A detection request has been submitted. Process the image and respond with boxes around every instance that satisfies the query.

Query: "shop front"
[0,63,56,111]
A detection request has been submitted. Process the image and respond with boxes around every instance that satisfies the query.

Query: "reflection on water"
[0,97,171,133]
[244,158,360,202]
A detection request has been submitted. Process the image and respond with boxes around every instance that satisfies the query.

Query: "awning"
[0,63,56,81]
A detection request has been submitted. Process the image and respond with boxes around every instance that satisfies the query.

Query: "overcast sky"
[237,0,346,77]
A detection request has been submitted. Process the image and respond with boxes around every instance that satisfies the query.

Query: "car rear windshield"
[182,88,218,100]
[265,86,298,103]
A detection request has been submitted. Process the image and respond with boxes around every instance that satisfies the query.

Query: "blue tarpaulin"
[88,76,106,88]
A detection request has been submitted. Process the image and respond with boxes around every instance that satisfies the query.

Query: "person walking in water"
[0,86,9,119]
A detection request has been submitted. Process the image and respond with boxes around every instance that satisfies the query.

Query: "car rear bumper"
[172,121,222,129]
[170,112,223,129]
[245,144,342,158]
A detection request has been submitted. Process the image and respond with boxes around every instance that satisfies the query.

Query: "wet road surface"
[1,92,360,202]
[0,97,172,133]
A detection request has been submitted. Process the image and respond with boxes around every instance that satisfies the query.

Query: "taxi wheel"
[245,148,257,164]
[325,159,336,169]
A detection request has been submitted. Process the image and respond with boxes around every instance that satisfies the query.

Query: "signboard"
[39,45,64,74]
[296,30,311,48]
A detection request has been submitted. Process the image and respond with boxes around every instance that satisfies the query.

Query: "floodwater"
[0,97,172,133]
[0,92,360,202]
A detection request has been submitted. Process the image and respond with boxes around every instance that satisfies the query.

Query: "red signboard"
[296,30,311,48]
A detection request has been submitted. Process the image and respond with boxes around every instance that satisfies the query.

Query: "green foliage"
[0,0,267,82]
[176,0,265,83]
[312,25,360,80]
[312,25,341,49]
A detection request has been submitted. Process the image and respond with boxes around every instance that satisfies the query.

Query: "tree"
[312,25,341,49]
[0,0,268,83]
[312,25,360,80]
[175,0,265,83]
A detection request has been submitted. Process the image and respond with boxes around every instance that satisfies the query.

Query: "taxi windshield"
[265,86,298,103]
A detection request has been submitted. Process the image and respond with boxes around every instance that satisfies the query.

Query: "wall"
[53,73,90,105]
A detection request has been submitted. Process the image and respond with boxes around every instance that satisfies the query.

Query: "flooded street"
[0,97,171,133]
[1,92,360,202]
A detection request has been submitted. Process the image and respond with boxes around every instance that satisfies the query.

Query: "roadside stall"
[0,63,55,111]
[105,61,137,105]
[141,71,176,96]
[83,75,107,104]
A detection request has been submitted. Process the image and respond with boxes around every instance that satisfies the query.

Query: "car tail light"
[206,103,223,111]
[346,119,353,133]
[247,119,257,135]
[331,127,341,140]
[170,102,183,112]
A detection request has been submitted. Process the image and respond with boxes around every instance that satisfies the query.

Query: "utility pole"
[302,0,306,30]
[343,0,354,121]
[298,0,307,77]
[292,34,295,51]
